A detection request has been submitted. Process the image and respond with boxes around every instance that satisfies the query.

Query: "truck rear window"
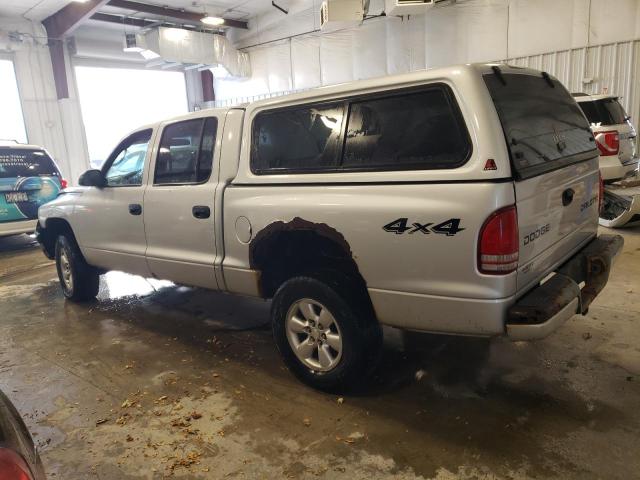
[484,72,597,180]
[0,148,59,178]
[577,98,628,126]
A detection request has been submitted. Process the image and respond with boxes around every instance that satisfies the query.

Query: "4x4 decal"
[383,218,464,236]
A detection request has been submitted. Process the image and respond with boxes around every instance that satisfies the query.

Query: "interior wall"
[217,0,640,120]
[0,18,90,183]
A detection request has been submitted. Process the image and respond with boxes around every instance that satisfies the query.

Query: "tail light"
[599,171,604,214]
[0,448,33,480]
[60,178,68,189]
[478,206,519,275]
[595,131,619,156]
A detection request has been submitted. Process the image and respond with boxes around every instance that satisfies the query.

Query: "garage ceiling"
[0,0,277,21]
[0,0,72,21]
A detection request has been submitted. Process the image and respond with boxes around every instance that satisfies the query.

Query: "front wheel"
[271,274,381,392]
[55,234,99,302]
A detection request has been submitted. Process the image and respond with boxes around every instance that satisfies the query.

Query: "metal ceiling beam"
[106,0,248,29]
[43,0,110,38]
[90,12,223,34]
[42,0,110,99]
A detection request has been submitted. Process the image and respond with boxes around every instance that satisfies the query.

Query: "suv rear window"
[484,72,597,180]
[577,98,628,126]
[0,148,59,178]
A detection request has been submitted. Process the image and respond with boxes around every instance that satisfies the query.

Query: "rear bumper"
[506,235,624,340]
[600,155,638,182]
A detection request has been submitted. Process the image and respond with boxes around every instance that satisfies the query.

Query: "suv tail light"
[595,131,620,156]
[599,171,604,214]
[478,206,519,275]
[0,448,33,480]
[60,178,68,189]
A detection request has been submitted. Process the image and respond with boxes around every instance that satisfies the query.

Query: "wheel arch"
[40,218,80,259]
[249,217,370,301]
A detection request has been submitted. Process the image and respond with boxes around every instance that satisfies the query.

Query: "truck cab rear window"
[0,149,58,178]
[250,85,471,174]
[484,73,597,180]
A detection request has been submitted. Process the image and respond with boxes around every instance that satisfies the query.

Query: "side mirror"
[78,169,106,188]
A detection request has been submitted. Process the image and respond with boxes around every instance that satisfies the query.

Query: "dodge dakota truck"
[37,64,623,391]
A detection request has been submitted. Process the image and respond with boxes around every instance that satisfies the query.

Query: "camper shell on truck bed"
[37,64,623,391]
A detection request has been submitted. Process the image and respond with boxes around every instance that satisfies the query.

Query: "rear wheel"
[271,273,381,392]
[55,234,99,302]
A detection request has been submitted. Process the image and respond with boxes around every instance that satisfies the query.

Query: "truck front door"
[142,116,220,289]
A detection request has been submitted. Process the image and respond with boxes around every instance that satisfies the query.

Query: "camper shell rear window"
[484,71,598,180]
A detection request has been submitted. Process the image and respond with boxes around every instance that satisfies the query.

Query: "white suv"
[36,64,623,391]
[573,93,638,182]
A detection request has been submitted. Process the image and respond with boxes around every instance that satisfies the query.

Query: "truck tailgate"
[515,159,599,290]
[483,68,601,293]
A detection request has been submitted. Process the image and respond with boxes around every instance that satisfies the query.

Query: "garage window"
[75,66,189,168]
[154,118,218,185]
[0,59,27,144]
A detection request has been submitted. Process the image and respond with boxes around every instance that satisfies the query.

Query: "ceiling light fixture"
[201,15,225,26]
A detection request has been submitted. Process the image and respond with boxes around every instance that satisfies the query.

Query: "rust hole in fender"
[249,217,354,269]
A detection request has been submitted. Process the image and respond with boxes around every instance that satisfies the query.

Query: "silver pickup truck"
[37,64,623,391]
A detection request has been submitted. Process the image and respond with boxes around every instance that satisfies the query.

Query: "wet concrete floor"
[0,229,639,479]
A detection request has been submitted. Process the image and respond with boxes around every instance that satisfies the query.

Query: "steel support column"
[201,70,215,103]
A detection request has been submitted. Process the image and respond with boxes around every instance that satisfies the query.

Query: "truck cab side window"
[103,129,152,187]
[154,117,218,185]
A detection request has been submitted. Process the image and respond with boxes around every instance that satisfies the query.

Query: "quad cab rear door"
[484,68,601,293]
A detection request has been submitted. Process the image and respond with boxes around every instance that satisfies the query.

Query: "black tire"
[271,272,382,392]
[55,234,99,302]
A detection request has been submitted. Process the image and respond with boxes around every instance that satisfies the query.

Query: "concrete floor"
[0,230,638,480]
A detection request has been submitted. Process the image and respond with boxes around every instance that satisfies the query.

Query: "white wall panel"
[320,32,354,85]
[291,36,321,89]
[246,47,270,95]
[508,0,576,57]
[352,19,387,80]
[266,42,292,92]
[589,0,640,45]
[426,0,508,68]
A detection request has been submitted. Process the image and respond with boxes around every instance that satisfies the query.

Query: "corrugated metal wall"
[504,40,640,125]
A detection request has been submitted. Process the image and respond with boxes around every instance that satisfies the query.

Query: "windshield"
[484,72,597,179]
[577,98,628,126]
[0,148,59,178]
